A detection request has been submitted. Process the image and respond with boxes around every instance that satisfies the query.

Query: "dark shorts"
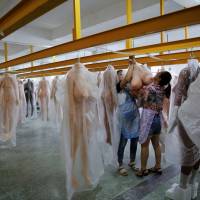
[149,114,161,136]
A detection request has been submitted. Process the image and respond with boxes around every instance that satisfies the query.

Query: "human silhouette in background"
[24,79,34,117]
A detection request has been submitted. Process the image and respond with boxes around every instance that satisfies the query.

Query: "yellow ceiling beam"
[73,0,82,40]
[18,50,200,78]
[1,5,200,69]
[13,37,200,74]
[0,0,67,39]
[126,0,133,48]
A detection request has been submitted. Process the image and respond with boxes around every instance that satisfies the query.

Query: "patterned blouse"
[139,83,166,144]
[174,67,200,106]
[142,83,165,113]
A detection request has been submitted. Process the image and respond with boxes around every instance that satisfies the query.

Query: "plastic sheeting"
[178,72,200,149]
[61,63,104,200]
[0,74,19,147]
[166,60,200,165]
[50,77,63,129]
[37,78,50,121]
[18,80,26,124]
[160,97,170,155]
[100,65,120,166]
[165,74,183,164]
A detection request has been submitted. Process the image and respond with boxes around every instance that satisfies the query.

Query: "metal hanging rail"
[18,50,200,78]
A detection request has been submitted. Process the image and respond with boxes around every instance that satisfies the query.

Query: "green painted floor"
[0,119,199,200]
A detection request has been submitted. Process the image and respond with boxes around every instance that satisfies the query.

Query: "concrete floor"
[0,119,199,200]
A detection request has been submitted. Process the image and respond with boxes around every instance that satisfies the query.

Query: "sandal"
[148,167,162,175]
[135,169,149,177]
[118,167,128,176]
[128,161,136,171]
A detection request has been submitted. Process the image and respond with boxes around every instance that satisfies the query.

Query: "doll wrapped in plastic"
[0,73,19,147]
[100,65,120,165]
[38,77,50,121]
[61,63,104,200]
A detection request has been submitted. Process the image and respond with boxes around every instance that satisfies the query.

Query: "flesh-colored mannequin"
[0,73,19,137]
[50,76,62,125]
[38,77,50,121]
[68,63,94,188]
[121,56,153,91]
[102,66,117,144]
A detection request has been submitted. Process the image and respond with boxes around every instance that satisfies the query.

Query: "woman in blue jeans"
[116,69,140,176]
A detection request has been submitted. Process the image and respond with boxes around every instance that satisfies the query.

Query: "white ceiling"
[173,0,200,8]
[0,0,199,62]
[0,0,21,18]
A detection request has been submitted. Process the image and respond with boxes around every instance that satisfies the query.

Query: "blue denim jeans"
[117,134,138,166]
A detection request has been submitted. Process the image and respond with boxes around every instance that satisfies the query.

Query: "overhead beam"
[0,0,67,40]
[1,5,200,68]
[18,50,200,78]
[13,37,200,73]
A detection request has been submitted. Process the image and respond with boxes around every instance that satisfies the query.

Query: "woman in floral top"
[136,71,172,177]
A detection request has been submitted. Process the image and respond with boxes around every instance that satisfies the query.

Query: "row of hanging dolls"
[0,57,199,200]
[60,58,200,200]
[0,75,63,148]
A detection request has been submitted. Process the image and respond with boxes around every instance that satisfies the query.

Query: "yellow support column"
[30,45,34,67]
[126,0,133,49]
[160,0,165,43]
[73,0,82,40]
[184,26,189,39]
[184,26,189,51]
[4,42,8,62]
[4,42,8,71]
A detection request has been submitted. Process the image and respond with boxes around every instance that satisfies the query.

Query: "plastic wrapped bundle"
[0,73,19,148]
[168,75,178,120]
[61,63,104,200]
[50,76,63,129]
[97,71,102,87]
[100,65,120,166]
[166,59,200,166]
[160,97,170,156]
[178,72,200,148]
[18,79,26,124]
[38,77,50,121]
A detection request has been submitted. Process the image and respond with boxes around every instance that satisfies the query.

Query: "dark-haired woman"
[136,71,172,177]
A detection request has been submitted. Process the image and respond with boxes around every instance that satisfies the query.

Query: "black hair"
[158,71,172,86]
[158,71,172,99]
[164,84,171,99]
[117,70,123,75]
